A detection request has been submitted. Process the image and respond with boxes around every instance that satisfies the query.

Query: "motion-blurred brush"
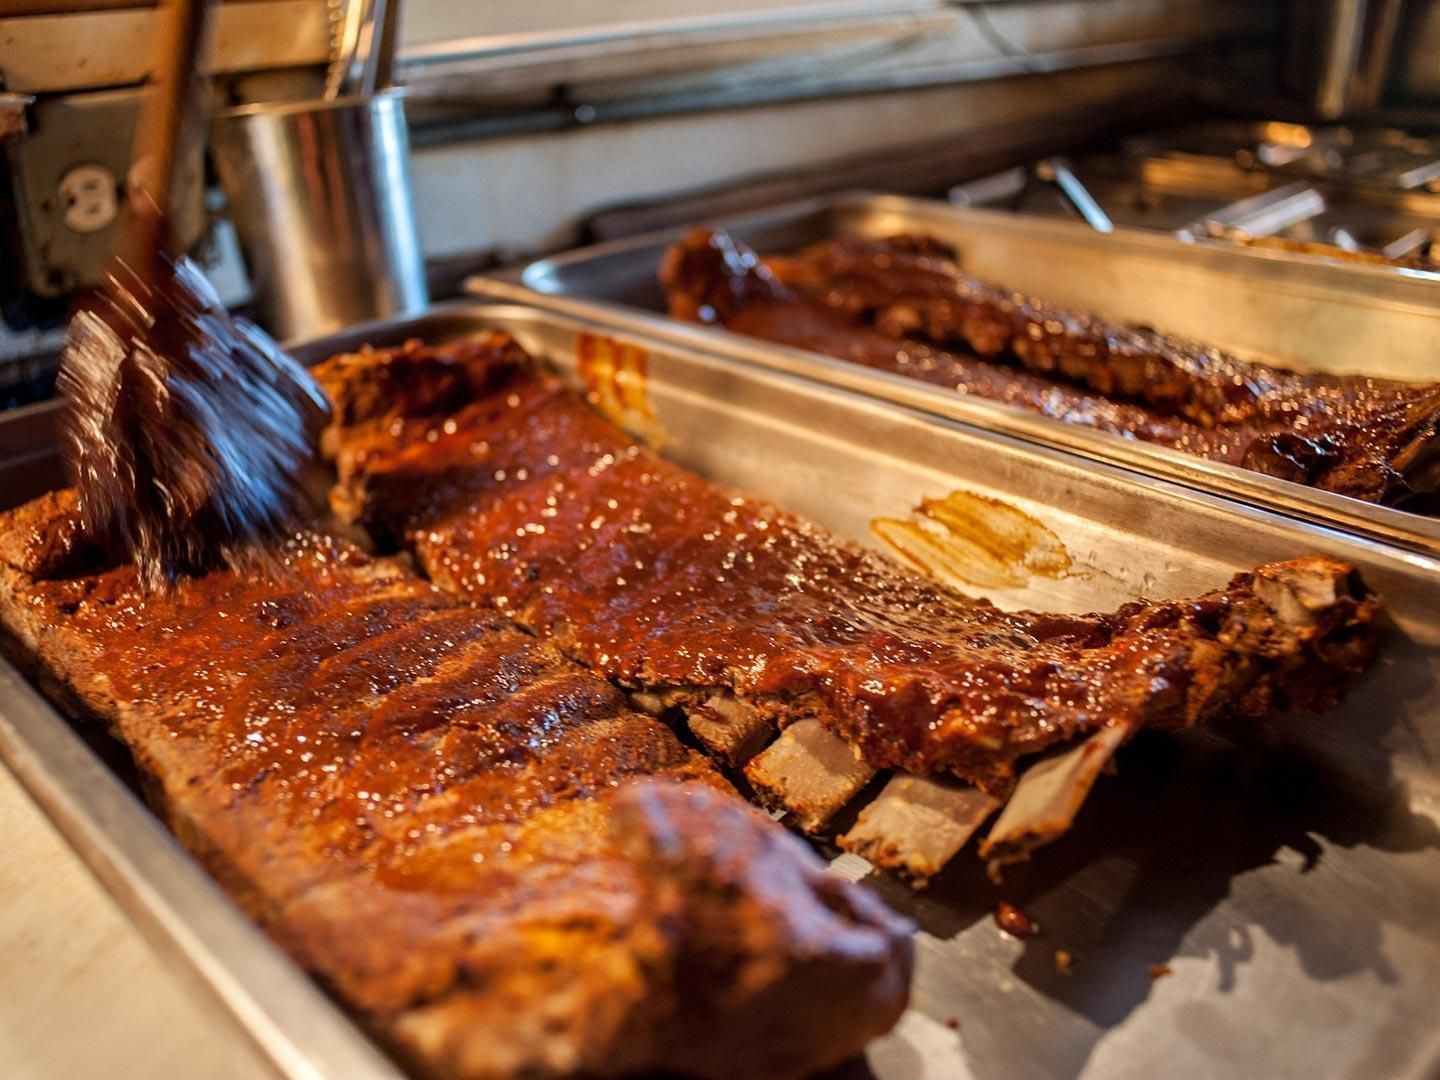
[59,0,327,590]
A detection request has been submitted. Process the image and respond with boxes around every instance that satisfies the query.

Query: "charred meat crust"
[659,228,1440,504]
[315,337,1382,796]
[0,492,913,1080]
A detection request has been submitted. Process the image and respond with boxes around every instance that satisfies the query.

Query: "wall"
[410,59,1198,259]
[399,0,1279,261]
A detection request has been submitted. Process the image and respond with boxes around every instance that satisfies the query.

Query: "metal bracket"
[0,93,34,141]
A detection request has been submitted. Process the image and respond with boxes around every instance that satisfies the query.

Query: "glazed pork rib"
[0,491,912,1080]
[316,335,1382,875]
[660,229,1440,504]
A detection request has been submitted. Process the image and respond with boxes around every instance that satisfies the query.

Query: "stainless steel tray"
[470,192,1440,557]
[4,301,1440,1080]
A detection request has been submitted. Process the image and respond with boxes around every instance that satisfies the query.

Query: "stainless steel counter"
[0,762,267,1079]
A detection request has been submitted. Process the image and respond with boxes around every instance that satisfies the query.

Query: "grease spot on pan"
[576,332,669,448]
[872,489,1071,590]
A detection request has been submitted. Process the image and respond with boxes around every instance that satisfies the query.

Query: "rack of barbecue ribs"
[0,491,913,1080]
[659,229,1440,505]
[314,334,1382,882]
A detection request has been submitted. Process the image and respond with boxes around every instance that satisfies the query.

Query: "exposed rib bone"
[979,725,1129,876]
[630,687,685,716]
[685,692,775,766]
[840,775,999,883]
[746,719,877,832]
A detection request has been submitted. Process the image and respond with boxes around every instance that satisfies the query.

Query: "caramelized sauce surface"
[0,488,916,1075]
[318,340,1381,791]
[10,507,711,903]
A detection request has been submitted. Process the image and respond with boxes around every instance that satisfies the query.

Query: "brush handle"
[125,0,217,265]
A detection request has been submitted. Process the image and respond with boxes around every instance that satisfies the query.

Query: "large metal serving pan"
[3,301,1440,1080]
[471,192,1440,557]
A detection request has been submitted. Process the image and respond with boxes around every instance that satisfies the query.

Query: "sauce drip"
[576,331,667,447]
[994,900,1039,939]
[60,252,327,588]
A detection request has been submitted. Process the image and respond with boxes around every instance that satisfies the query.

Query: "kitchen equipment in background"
[0,1,330,331]
[211,90,427,341]
[1282,0,1440,120]
[208,0,422,341]
[327,0,401,101]
[949,120,1440,270]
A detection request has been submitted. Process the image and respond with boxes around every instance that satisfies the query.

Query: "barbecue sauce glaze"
[0,490,914,1078]
[60,253,326,589]
[315,338,1382,794]
[659,228,1440,504]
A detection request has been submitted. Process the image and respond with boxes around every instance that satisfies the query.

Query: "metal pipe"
[1315,0,1368,120]
[1182,181,1327,242]
[1034,157,1114,233]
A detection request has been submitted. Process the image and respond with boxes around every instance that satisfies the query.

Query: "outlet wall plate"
[57,163,120,235]
[5,87,204,298]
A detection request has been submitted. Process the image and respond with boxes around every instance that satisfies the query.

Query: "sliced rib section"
[980,725,1129,875]
[746,718,877,832]
[0,490,912,1080]
[660,228,1440,504]
[318,337,1382,792]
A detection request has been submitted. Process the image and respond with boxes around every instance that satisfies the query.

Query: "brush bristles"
[60,254,328,589]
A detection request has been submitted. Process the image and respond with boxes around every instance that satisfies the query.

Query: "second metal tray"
[3,301,1440,1079]
[470,191,1440,557]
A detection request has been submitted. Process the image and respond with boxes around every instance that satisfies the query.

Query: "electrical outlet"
[58,163,120,234]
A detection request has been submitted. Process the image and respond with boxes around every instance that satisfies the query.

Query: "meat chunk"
[0,490,912,1080]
